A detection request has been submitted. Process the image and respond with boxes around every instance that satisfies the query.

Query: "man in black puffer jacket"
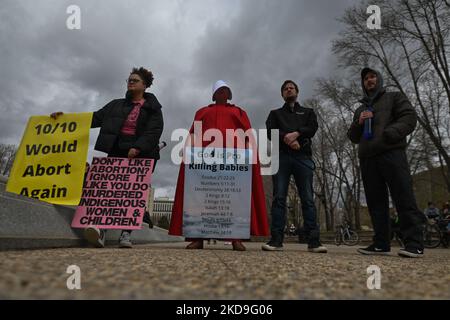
[52,67,163,248]
[348,67,425,258]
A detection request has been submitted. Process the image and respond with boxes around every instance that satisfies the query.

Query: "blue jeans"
[270,152,320,245]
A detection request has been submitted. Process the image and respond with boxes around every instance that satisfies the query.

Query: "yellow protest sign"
[6,113,93,205]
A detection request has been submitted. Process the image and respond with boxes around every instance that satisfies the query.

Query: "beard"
[366,86,377,97]
[285,95,297,103]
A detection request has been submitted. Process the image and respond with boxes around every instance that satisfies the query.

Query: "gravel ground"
[0,242,449,300]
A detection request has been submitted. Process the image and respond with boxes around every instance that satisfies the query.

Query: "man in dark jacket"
[262,80,327,253]
[52,67,164,248]
[348,67,425,258]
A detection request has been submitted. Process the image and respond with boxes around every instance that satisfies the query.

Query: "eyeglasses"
[126,78,141,84]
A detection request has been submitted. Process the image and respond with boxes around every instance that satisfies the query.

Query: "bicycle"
[423,217,442,249]
[391,216,442,249]
[334,224,359,246]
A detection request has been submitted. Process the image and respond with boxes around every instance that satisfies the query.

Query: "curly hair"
[130,67,154,88]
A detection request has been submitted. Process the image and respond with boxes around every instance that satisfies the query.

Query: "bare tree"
[0,143,17,177]
[332,0,450,191]
[306,80,365,230]
[286,177,301,229]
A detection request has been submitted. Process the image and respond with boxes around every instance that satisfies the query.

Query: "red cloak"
[168,103,269,238]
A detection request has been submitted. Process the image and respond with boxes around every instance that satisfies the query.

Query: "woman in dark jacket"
[52,67,164,248]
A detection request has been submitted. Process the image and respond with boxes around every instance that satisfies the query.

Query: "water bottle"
[363,106,374,140]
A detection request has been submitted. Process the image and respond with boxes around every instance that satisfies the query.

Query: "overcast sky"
[0,0,360,198]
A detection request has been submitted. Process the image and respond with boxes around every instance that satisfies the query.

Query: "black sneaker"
[307,242,327,253]
[398,247,424,258]
[357,244,390,255]
[261,241,283,251]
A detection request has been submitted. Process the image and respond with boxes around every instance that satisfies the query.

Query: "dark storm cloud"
[191,0,358,131]
[0,0,359,197]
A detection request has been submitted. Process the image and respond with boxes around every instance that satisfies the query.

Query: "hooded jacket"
[347,68,417,158]
[91,92,164,159]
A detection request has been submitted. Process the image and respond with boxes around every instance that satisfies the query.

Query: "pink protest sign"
[71,157,154,230]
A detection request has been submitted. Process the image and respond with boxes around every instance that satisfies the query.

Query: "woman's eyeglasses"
[126,78,141,84]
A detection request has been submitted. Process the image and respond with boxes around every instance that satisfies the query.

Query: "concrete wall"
[0,177,183,250]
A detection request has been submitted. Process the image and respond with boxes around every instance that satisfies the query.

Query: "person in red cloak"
[169,80,269,251]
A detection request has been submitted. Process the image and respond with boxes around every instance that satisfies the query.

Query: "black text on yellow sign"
[6,113,93,205]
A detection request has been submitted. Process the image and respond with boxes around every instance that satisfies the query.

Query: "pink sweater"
[120,99,145,136]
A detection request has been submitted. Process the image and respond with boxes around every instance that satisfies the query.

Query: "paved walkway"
[1,242,449,299]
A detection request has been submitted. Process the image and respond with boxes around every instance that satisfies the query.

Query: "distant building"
[151,196,174,223]
[412,166,450,210]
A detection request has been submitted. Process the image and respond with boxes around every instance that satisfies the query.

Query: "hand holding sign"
[128,148,140,158]
[50,111,64,119]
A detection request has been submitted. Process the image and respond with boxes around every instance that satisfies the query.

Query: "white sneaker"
[84,227,105,248]
[119,231,132,248]
[261,242,284,251]
[307,244,328,253]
